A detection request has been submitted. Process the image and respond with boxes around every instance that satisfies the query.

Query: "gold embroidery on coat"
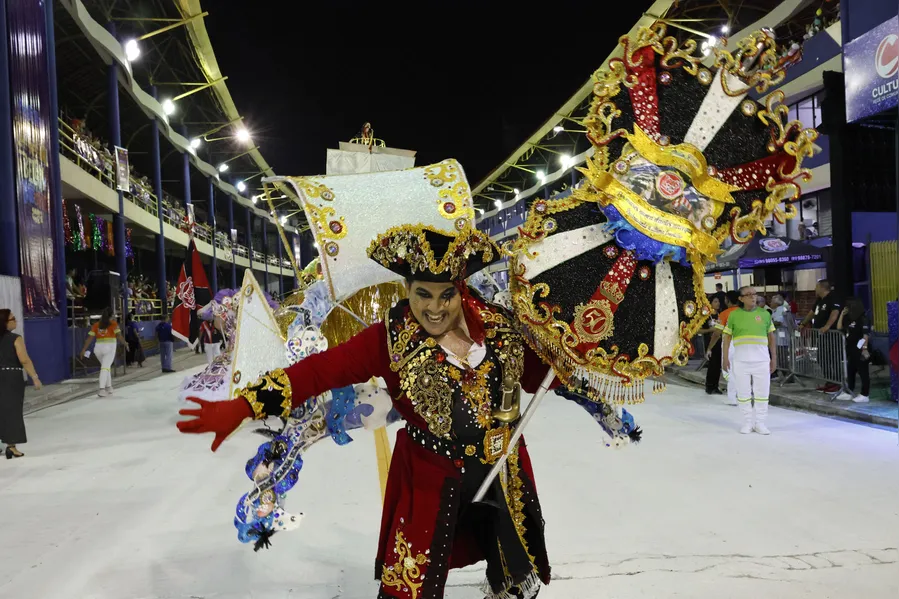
[401,350,453,439]
[381,531,429,599]
[507,445,535,563]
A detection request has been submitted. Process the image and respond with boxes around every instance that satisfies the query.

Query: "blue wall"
[23,319,68,383]
[842,0,897,43]
[806,135,830,169]
[852,212,899,243]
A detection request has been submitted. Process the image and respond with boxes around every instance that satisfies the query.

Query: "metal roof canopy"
[55,0,300,235]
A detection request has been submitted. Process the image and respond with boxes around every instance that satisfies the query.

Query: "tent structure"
[707,236,824,272]
[707,242,747,273]
[706,237,824,272]
[738,236,824,268]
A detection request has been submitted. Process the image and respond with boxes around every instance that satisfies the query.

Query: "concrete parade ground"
[1,366,897,599]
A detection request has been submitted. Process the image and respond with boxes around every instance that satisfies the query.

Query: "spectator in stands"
[66,268,77,300]
[156,314,175,373]
[80,308,125,397]
[0,309,41,459]
[836,298,871,403]
[66,267,82,300]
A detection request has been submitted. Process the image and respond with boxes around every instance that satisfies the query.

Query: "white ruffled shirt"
[437,317,486,369]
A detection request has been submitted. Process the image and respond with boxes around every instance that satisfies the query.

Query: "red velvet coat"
[280,301,553,598]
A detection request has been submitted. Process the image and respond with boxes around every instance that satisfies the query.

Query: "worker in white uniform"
[722,286,777,435]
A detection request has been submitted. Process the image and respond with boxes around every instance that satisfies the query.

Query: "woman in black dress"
[0,309,42,459]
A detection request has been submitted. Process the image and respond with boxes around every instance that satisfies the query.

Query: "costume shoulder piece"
[385,300,435,373]
[507,25,818,405]
[467,286,516,335]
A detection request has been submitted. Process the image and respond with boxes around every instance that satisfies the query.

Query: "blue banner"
[844,16,899,123]
[7,0,57,315]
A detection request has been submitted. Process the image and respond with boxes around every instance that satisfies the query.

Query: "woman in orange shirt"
[79,308,125,396]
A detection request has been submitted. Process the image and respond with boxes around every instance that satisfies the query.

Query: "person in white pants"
[722,286,777,435]
[199,318,223,366]
[722,339,737,406]
[80,308,126,397]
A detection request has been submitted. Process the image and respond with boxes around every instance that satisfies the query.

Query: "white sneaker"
[740,423,753,434]
[835,391,853,400]
[98,389,109,397]
[724,398,738,406]
[106,387,114,395]
[852,395,869,403]
[753,422,771,435]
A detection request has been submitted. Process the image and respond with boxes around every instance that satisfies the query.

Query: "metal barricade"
[772,314,796,385]
[789,328,848,394]
[129,297,163,321]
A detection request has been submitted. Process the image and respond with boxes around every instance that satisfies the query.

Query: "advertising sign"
[7,0,59,316]
[115,146,129,192]
[845,16,899,123]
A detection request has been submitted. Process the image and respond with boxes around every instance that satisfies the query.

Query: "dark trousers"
[705,341,722,392]
[846,345,870,396]
[126,337,143,365]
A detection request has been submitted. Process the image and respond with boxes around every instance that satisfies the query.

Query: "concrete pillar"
[208,178,217,293]
[227,194,236,288]
[150,86,167,315]
[106,23,128,309]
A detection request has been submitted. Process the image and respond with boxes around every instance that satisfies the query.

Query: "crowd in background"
[65,266,177,325]
[698,278,875,403]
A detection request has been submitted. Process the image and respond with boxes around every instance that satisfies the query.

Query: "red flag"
[172,239,211,348]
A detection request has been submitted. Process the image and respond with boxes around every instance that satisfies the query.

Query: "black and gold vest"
[386,299,525,447]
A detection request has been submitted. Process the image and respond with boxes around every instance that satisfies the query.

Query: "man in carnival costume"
[178,19,820,599]
[178,222,554,598]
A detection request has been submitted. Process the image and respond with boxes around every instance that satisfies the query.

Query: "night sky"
[204,2,650,186]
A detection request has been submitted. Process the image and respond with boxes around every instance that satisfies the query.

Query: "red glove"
[177,397,254,452]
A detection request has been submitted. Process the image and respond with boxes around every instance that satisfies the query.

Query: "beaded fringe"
[571,367,667,406]
[518,324,667,406]
[480,569,541,599]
